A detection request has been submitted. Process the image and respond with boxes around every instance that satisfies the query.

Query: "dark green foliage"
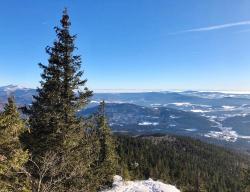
[21,9,104,191]
[23,8,92,156]
[116,134,250,192]
[19,9,119,192]
[242,168,250,191]
[92,101,118,188]
[0,98,30,191]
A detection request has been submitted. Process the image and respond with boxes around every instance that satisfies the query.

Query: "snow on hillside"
[102,175,180,192]
[1,84,28,92]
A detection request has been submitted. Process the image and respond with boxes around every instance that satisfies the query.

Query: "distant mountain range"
[1,85,250,153]
[81,103,218,135]
[2,84,250,107]
[0,85,36,106]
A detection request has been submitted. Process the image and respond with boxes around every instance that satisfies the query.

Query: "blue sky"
[1,0,250,91]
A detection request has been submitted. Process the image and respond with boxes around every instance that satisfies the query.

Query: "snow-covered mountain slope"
[102,175,180,192]
[0,84,28,92]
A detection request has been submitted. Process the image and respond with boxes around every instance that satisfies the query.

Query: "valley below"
[1,85,250,153]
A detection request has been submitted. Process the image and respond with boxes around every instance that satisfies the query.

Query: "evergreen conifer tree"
[94,101,117,188]
[22,9,98,191]
[243,168,250,192]
[0,97,30,191]
[24,8,92,156]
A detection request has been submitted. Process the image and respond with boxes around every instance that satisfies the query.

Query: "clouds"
[173,20,250,34]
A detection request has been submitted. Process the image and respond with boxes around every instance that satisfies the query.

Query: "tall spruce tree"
[22,9,97,191]
[0,97,30,192]
[24,8,92,155]
[94,101,117,188]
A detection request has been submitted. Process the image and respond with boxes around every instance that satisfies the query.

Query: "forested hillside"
[1,6,250,192]
[116,134,250,192]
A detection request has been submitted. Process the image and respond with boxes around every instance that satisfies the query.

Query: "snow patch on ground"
[169,115,179,119]
[138,122,159,126]
[102,175,180,192]
[171,102,192,107]
[190,109,210,113]
[222,106,236,111]
[150,104,162,107]
[204,116,250,142]
[185,129,197,132]
[90,100,100,104]
[204,129,238,142]
[169,124,176,127]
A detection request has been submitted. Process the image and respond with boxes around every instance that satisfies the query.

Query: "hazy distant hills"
[1,85,250,152]
[0,85,35,106]
[92,91,250,107]
[81,103,218,135]
[2,85,250,108]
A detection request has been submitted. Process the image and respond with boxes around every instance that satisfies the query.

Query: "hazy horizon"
[2,84,250,94]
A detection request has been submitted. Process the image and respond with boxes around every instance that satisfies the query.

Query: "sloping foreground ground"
[102,175,180,192]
